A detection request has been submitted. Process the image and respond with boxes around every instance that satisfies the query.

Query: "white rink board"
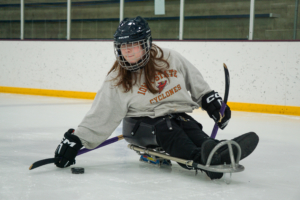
[0,41,299,106]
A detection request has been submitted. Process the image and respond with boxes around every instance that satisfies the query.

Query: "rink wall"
[0,40,300,116]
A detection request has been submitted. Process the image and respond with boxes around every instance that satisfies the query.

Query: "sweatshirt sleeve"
[172,50,212,107]
[74,76,128,149]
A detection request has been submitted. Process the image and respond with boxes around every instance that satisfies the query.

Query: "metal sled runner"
[128,140,244,173]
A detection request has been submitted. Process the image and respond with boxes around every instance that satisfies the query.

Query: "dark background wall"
[0,0,299,40]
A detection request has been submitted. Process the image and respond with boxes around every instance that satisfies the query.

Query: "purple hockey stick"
[77,135,124,156]
[29,135,124,170]
[210,63,230,139]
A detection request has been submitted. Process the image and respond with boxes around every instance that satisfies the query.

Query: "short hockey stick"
[29,135,124,170]
[210,63,230,139]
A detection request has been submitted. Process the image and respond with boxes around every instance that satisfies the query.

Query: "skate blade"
[139,154,172,167]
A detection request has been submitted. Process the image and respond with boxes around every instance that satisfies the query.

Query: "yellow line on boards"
[1,86,300,116]
[0,86,96,100]
[227,102,300,116]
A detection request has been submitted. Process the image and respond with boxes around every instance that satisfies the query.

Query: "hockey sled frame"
[128,140,244,173]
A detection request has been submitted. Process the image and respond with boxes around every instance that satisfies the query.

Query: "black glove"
[201,91,231,129]
[54,129,83,168]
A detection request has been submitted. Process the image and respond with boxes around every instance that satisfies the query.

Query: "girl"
[54,16,259,180]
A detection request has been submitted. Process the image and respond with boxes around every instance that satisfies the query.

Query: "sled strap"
[166,117,173,130]
[131,120,142,136]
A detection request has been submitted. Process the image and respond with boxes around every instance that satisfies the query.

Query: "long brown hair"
[107,44,170,94]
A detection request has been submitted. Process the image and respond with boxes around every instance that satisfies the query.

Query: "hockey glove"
[201,91,231,129]
[54,129,83,168]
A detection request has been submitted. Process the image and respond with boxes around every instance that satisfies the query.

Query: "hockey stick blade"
[210,63,230,139]
[29,158,60,170]
[29,135,124,170]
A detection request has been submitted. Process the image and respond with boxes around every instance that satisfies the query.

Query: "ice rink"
[0,93,299,200]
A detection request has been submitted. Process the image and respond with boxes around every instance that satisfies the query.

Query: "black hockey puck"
[71,167,84,174]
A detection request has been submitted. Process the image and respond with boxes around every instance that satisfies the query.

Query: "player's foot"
[200,139,223,180]
[218,132,259,164]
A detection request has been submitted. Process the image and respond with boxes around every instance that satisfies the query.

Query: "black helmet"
[113,16,152,71]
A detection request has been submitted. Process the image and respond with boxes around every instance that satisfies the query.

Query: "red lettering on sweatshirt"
[150,84,182,104]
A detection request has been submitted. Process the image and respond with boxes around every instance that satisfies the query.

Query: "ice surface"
[0,93,299,200]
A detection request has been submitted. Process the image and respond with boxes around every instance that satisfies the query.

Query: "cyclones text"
[150,84,181,104]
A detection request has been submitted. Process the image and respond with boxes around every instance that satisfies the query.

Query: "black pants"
[130,113,210,162]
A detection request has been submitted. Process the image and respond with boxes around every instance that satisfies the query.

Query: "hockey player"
[54,16,259,180]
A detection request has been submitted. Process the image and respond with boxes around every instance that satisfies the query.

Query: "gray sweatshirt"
[74,47,212,149]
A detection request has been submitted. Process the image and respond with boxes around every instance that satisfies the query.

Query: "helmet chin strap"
[124,57,147,72]
[131,66,144,72]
